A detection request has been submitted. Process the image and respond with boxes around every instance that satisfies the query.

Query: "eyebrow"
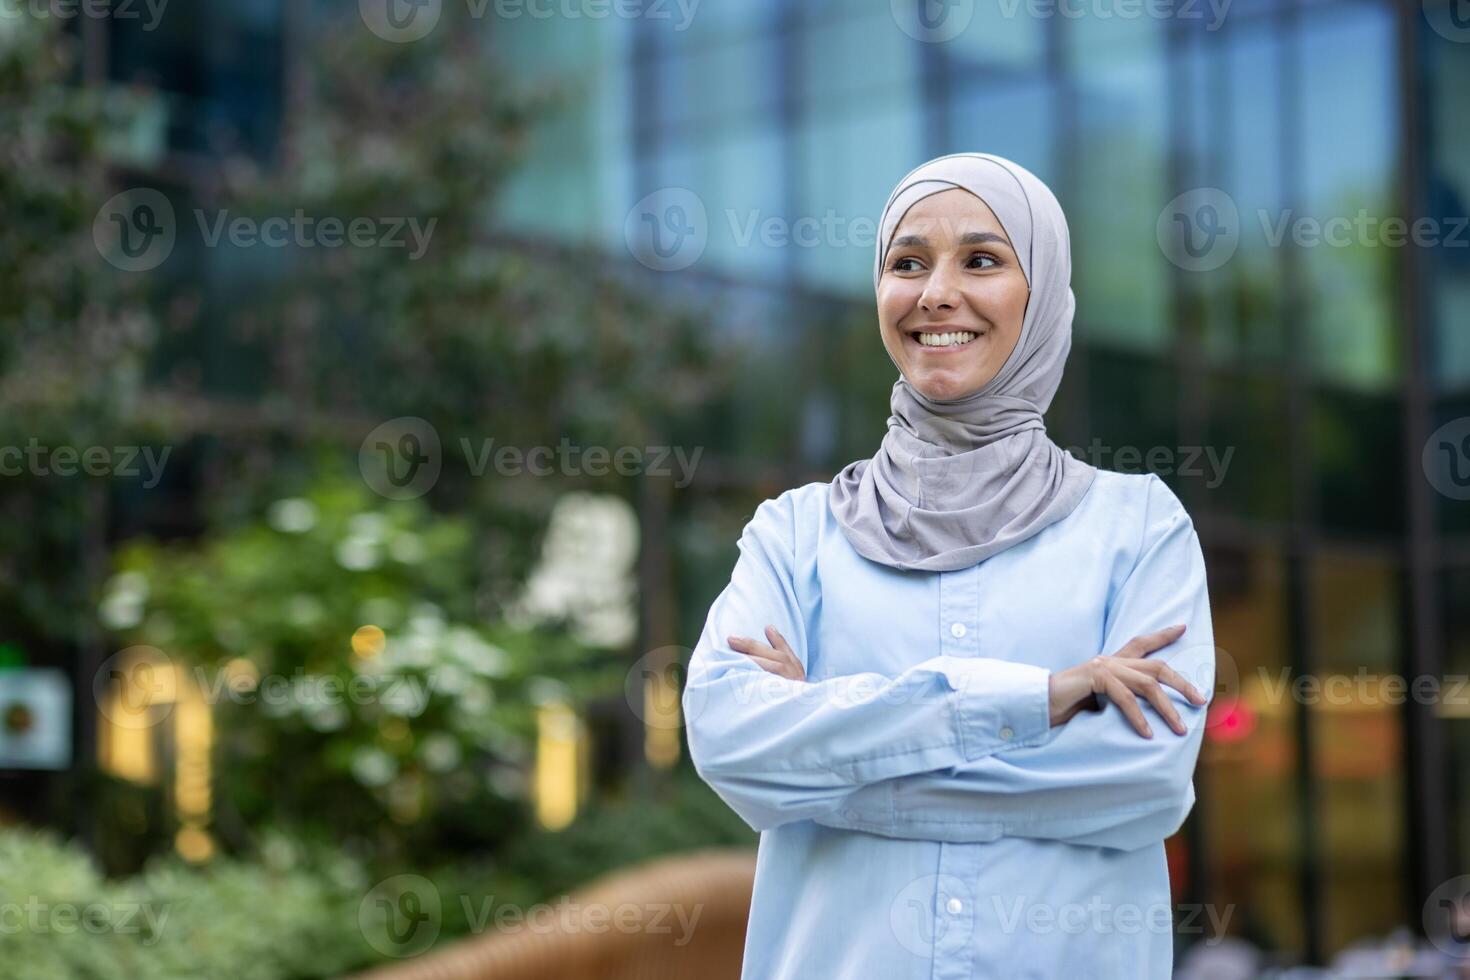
[889,231,1011,249]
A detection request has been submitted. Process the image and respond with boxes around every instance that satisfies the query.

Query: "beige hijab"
[829,153,1097,572]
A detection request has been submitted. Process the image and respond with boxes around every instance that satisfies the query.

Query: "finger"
[1103,671,1152,738]
[1115,663,1186,735]
[1150,661,1208,705]
[729,635,803,680]
[746,653,793,676]
[729,635,778,658]
[1116,624,1187,659]
[763,626,806,680]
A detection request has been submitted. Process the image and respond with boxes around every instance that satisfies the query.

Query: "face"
[877,188,1029,402]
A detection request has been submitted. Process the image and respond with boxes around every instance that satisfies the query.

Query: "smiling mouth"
[907,329,984,351]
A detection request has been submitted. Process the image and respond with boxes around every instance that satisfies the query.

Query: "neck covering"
[828,152,1097,572]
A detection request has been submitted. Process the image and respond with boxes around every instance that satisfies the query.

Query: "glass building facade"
[80,0,1470,966]
[484,0,1470,963]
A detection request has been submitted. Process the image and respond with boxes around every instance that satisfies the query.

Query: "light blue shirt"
[683,470,1215,979]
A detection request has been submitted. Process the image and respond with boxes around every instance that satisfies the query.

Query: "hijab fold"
[829,153,1097,572]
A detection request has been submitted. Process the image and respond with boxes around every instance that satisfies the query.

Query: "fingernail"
[1174,624,1187,632]
[1144,726,1153,738]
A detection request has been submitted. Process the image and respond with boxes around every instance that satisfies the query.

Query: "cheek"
[876,288,911,328]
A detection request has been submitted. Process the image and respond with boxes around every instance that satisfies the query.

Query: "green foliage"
[0,774,755,980]
[100,470,619,866]
[0,827,373,980]
[0,15,160,644]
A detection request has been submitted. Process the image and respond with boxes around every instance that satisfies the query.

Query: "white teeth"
[917,331,978,347]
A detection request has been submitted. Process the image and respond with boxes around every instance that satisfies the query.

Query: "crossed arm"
[682,477,1215,851]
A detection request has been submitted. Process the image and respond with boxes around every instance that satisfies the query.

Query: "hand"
[728,626,806,681]
[1047,624,1208,737]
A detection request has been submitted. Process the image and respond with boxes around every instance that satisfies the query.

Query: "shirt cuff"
[943,657,1054,761]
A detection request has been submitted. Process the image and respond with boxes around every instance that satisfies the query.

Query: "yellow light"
[222,657,260,687]
[98,647,178,785]
[175,825,214,863]
[644,665,681,770]
[352,625,387,659]
[534,701,582,830]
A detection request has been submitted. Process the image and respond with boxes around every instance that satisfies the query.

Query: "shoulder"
[1075,470,1199,576]
[748,481,829,524]
[739,481,829,550]
[1083,469,1193,526]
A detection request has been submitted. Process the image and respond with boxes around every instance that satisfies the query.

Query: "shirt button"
[1000,726,1015,740]
[950,622,967,638]
[946,897,963,915]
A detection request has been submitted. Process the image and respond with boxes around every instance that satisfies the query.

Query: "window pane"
[947,77,1057,188]
[1309,551,1407,957]
[1210,26,1288,368]
[1205,371,1291,522]
[1198,544,1304,956]
[1068,22,1170,351]
[796,99,923,294]
[1424,31,1470,391]
[1297,5,1399,391]
[1311,388,1404,537]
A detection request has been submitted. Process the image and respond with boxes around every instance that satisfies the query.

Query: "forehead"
[890,187,1011,244]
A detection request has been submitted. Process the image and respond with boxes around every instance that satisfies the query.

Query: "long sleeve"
[817,474,1215,851]
[683,489,1055,834]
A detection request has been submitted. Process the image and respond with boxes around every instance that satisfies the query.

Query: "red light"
[1206,696,1255,743]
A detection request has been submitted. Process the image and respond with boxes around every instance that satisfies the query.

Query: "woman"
[682,153,1216,979]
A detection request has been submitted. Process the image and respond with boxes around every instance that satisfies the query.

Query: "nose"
[918,261,961,313]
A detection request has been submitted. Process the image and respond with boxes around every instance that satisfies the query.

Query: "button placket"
[940,564,979,656]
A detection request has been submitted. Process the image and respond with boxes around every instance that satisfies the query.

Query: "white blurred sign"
[0,669,72,770]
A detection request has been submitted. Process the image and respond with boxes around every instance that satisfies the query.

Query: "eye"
[969,252,1000,269]
[891,255,922,273]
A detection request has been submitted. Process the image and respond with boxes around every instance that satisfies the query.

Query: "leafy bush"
[99,472,621,867]
[0,828,374,980]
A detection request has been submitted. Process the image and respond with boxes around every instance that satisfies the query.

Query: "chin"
[909,367,993,402]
